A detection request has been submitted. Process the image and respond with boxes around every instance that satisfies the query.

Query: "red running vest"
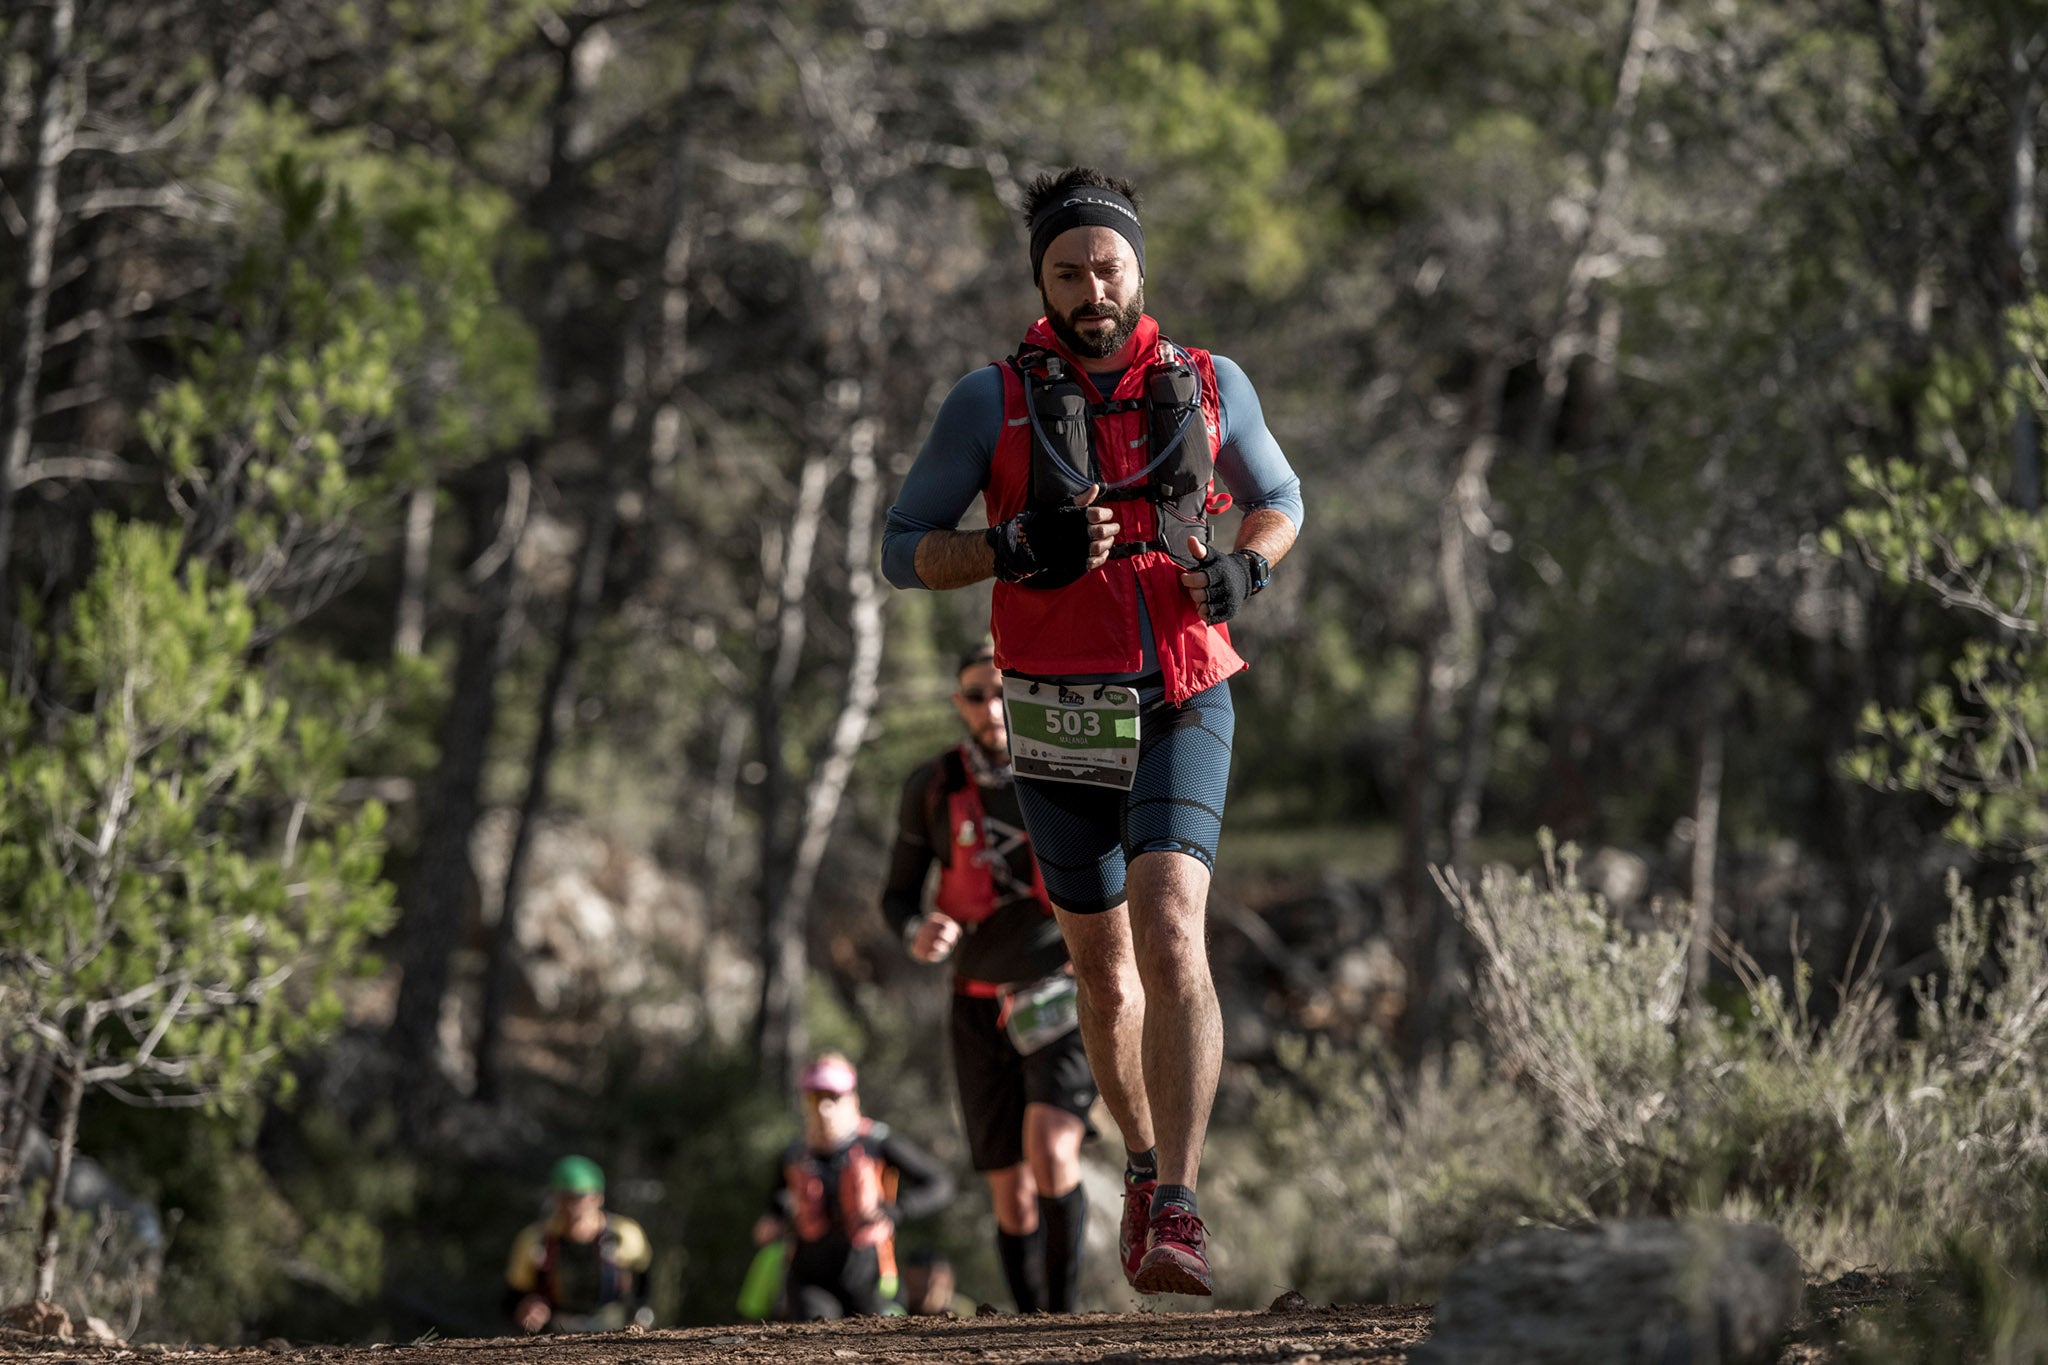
[987,314,1245,705]
[784,1121,898,1251]
[930,746,1056,931]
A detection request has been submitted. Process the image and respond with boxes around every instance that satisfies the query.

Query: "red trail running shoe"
[1118,1176,1156,1286]
[1134,1205,1213,1296]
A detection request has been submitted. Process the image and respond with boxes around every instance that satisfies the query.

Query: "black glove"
[986,504,1093,588]
[1189,547,1255,623]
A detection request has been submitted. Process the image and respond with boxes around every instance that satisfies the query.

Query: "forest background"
[7,0,2048,1352]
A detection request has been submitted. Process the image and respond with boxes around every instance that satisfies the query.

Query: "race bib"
[1003,678,1140,790]
[1003,972,1081,1055]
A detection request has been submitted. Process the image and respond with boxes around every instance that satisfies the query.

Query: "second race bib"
[1002,971,1081,1055]
[1003,678,1140,791]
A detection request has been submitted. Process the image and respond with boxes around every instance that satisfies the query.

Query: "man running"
[882,640,1097,1312]
[880,167,1303,1296]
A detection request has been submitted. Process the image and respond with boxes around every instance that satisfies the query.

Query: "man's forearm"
[1236,508,1298,568]
[912,528,997,589]
[918,511,1287,588]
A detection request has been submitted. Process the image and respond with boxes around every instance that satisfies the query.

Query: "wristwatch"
[1237,548,1271,595]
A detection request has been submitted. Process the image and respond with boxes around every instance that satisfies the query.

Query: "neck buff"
[1029,187,1145,282]
[963,735,1015,789]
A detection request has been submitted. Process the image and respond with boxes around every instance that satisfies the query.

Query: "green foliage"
[1021,0,1391,294]
[1835,300,2048,859]
[1242,1036,1563,1302]
[0,518,396,1295]
[140,102,541,623]
[1461,846,2048,1263]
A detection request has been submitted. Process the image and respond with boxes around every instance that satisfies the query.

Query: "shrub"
[0,1187,157,1336]
[1237,840,2048,1312]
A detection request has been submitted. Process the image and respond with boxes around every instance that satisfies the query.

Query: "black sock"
[1037,1186,1086,1312]
[1151,1183,1197,1218]
[996,1226,1047,1313]
[1125,1147,1158,1184]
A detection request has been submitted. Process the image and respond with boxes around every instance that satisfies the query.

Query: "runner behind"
[882,640,1097,1312]
[504,1155,654,1332]
[752,1053,956,1319]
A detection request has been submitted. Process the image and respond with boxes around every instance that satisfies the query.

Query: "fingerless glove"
[1191,549,1255,623]
[986,504,1094,589]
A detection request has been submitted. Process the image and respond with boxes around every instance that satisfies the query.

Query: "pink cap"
[799,1053,858,1095]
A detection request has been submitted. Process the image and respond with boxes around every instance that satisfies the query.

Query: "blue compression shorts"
[1013,678,1235,914]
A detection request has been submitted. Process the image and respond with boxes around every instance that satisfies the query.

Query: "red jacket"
[987,314,1244,705]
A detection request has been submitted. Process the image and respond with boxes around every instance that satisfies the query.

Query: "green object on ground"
[549,1154,605,1194]
[736,1244,786,1320]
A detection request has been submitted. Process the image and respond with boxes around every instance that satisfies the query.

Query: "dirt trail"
[0,1304,1429,1365]
[0,1276,1891,1365]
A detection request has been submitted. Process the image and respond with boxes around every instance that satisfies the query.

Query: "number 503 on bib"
[1001,678,1141,791]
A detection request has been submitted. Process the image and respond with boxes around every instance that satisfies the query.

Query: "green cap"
[549,1155,604,1195]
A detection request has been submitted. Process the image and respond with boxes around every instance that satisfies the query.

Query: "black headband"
[1029,188,1145,282]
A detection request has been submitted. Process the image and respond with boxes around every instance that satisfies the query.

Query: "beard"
[973,723,1007,757]
[1044,284,1145,359]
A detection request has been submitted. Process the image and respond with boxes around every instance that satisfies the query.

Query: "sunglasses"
[957,687,999,704]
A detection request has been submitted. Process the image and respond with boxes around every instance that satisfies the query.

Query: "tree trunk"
[2007,27,2040,509]
[702,707,749,893]
[393,482,436,658]
[1396,629,1443,1060]
[31,1050,83,1301]
[388,460,529,1109]
[0,1043,53,1211]
[1686,702,1725,1004]
[474,481,617,1101]
[385,7,606,1109]
[758,413,886,1091]
[1871,0,1939,453]
[752,452,834,1081]
[1527,0,1659,455]
[1447,624,1514,873]
[0,0,78,599]
[1398,350,1507,1063]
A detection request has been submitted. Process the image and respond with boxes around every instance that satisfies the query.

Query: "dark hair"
[1021,167,1141,227]
[955,639,996,676]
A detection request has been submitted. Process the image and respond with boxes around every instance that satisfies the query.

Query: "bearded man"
[880,166,1304,1296]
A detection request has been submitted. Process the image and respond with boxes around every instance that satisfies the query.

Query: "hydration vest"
[927,746,1056,930]
[987,314,1246,704]
[531,1215,642,1311]
[783,1122,900,1251]
[1011,341,1224,580]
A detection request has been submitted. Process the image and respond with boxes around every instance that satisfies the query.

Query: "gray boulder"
[1412,1217,1802,1365]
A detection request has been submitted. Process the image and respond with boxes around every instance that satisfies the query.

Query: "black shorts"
[949,993,1097,1173]
[787,1243,885,1319]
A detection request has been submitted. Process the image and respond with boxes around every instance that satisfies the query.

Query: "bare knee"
[1133,906,1211,995]
[1075,954,1144,1024]
[1059,907,1144,1018]
[1024,1104,1086,1196]
[987,1165,1038,1234]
